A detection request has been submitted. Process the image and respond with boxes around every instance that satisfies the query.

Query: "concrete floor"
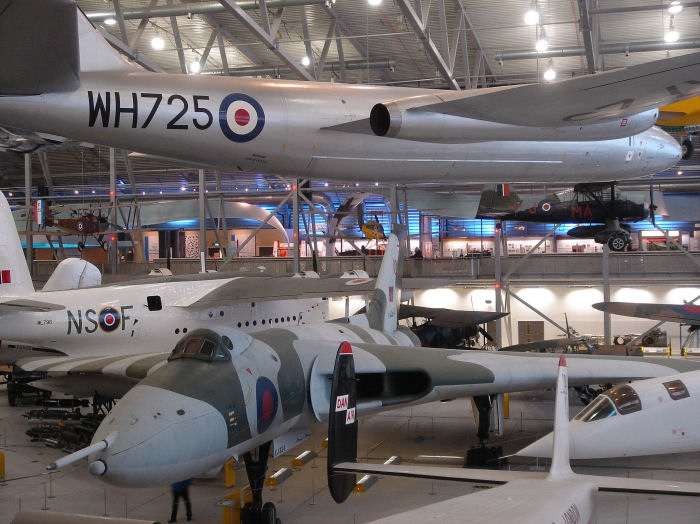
[1,386,699,524]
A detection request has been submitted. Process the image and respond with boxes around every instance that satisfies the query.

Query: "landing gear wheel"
[607,233,628,252]
[77,241,85,252]
[101,241,109,251]
[261,502,277,524]
[682,139,694,160]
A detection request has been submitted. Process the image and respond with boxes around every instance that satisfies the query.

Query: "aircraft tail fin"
[77,10,139,73]
[366,228,405,334]
[0,192,34,297]
[0,0,80,95]
[547,354,574,480]
[327,341,358,504]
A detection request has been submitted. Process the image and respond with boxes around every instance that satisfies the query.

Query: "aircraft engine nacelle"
[370,102,659,143]
[306,342,431,422]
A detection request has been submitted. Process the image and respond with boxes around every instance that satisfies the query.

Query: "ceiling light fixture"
[668,1,683,14]
[189,61,201,74]
[368,0,383,5]
[151,37,165,50]
[665,18,680,42]
[524,9,539,25]
[535,26,549,53]
[104,18,117,26]
[543,59,556,81]
[301,56,311,67]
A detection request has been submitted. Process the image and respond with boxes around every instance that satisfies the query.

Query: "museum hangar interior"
[1,1,700,523]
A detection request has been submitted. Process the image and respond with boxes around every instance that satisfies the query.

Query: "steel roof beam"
[203,58,395,77]
[323,5,389,83]
[167,0,188,74]
[590,2,700,15]
[202,15,264,66]
[87,0,328,22]
[96,27,166,72]
[453,0,495,85]
[218,0,315,81]
[495,39,700,61]
[578,0,599,74]
[396,0,461,90]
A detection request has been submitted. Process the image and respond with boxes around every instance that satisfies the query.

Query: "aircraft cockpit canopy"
[575,384,642,422]
[169,329,232,362]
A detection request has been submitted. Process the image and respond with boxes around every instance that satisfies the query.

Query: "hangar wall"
[411,285,700,353]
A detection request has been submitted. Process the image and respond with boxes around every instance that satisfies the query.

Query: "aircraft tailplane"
[547,354,574,480]
[326,341,358,504]
[366,228,405,334]
[0,192,34,298]
[0,0,80,95]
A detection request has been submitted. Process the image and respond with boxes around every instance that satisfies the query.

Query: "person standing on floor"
[169,478,193,522]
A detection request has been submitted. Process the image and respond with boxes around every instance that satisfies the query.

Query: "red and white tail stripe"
[1,270,11,284]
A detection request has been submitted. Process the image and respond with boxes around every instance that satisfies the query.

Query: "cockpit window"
[168,329,231,362]
[183,338,201,355]
[607,384,642,415]
[200,339,215,357]
[574,395,618,422]
[663,379,690,401]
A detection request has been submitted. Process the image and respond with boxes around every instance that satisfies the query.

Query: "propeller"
[648,179,657,226]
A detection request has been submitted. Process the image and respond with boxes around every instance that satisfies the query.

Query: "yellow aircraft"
[657,96,700,159]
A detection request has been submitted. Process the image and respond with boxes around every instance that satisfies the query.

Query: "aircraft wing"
[334,462,545,484]
[331,52,700,130]
[0,299,64,312]
[174,276,459,307]
[19,340,700,403]
[15,352,169,398]
[332,463,700,496]
[593,301,700,325]
[397,305,506,328]
[584,475,700,497]
[306,342,700,418]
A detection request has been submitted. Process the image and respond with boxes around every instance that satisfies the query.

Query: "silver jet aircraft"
[42,231,700,524]
[0,1,697,183]
[519,369,700,459]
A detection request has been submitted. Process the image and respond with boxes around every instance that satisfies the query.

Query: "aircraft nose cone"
[90,384,229,487]
[649,127,682,171]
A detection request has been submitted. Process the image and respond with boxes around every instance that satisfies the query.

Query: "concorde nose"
[88,384,229,487]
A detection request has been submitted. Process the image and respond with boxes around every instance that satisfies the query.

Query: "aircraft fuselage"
[0,278,328,361]
[0,72,681,183]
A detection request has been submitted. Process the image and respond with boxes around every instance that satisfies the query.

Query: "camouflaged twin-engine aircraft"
[326,350,700,524]
[0,1,698,184]
[42,231,700,524]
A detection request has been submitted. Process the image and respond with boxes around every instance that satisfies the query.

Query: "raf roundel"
[255,376,279,434]
[219,93,265,143]
[98,307,121,332]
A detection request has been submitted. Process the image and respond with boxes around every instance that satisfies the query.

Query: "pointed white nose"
[646,126,682,172]
[89,384,229,487]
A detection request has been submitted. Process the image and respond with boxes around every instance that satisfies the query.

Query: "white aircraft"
[518,370,700,459]
[327,351,700,524]
[40,231,700,524]
[0,1,697,183]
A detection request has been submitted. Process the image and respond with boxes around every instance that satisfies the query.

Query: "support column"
[24,154,33,278]
[389,184,398,232]
[602,245,611,345]
[109,148,118,275]
[293,179,300,273]
[199,169,207,273]
[493,223,502,347]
